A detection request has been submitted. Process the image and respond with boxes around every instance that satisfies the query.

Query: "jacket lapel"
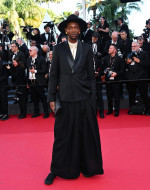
[73,40,82,72]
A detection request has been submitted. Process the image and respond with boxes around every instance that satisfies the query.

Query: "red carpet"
[0,110,150,190]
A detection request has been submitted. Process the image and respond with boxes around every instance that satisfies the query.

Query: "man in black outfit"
[125,41,150,115]
[103,44,125,117]
[90,32,104,118]
[41,24,55,50]
[118,18,129,39]
[26,46,49,118]
[83,22,93,44]
[45,14,104,185]
[0,51,9,121]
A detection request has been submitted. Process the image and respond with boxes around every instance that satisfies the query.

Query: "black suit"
[83,29,93,43]
[103,54,125,113]
[120,38,132,59]
[47,40,103,179]
[125,51,150,112]
[9,50,26,66]
[27,56,49,115]
[0,60,8,115]
[41,32,55,50]
[19,43,29,60]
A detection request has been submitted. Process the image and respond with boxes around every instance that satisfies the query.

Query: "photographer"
[41,24,55,50]
[98,17,110,46]
[103,44,125,117]
[0,51,9,121]
[9,41,26,67]
[0,23,14,45]
[91,33,104,118]
[26,46,49,118]
[117,18,129,39]
[26,28,41,49]
[142,19,150,43]
[6,57,27,119]
[125,42,150,115]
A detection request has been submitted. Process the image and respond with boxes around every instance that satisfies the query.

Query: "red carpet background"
[0,110,150,190]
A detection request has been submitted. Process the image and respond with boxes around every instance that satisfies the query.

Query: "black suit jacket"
[41,32,55,45]
[103,54,125,81]
[125,51,149,80]
[0,60,8,86]
[83,29,93,43]
[120,39,132,59]
[47,40,96,102]
[26,55,47,86]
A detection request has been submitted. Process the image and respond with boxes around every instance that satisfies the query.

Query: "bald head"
[42,45,50,53]
[111,31,118,42]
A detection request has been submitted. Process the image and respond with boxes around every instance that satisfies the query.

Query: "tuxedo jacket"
[47,40,96,103]
[9,50,26,66]
[26,55,47,86]
[41,32,55,45]
[120,39,132,59]
[103,54,125,81]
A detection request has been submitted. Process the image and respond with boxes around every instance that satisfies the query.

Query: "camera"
[43,21,55,29]
[127,51,138,60]
[20,25,33,33]
[14,88,22,102]
[28,64,35,70]
[114,20,118,26]
[104,67,115,78]
[142,28,150,42]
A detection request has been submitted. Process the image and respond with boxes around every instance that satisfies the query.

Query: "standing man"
[103,44,125,117]
[45,14,104,185]
[26,46,49,118]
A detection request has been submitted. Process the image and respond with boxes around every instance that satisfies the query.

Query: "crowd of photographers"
[0,14,150,121]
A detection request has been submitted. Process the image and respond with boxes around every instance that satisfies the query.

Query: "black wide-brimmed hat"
[58,14,87,34]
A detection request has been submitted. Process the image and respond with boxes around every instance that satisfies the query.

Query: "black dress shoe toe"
[31,114,40,118]
[1,114,9,121]
[106,111,113,115]
[44,173,56,185]
[0,114,3,119]
[43,113,49,118]
[114,112,119,117]
[18,115,26,119]
[99,113,105,118]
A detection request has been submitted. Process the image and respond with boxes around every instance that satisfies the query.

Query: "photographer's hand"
[126,58,132,64]
[111,72,117,77]
[133,57,140,63]
[50,102,55,113]
[6,65,10,69]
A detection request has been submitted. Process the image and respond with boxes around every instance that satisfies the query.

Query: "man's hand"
[29,67,35,73]
[133,57,140,63]
[111,72,117,77]
[50,102,55,112]
[126,58,132,64]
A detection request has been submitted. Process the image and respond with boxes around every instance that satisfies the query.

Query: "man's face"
[45,27,50,33]
[92,37,98,43]
[138,40,143,48]
[120,32,127,40]
[111,34,118,42]
[49,51,53,61]
[0,46,2,51]
[132,43,140,52]
[29,47,37,57]
[11,44,18,53]
[87,22,91,29]
[30,41,36,46]
[109,45,116,55]
[65,22,80,41]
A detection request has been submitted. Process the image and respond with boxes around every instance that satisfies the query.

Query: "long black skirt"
[50,97,104,179]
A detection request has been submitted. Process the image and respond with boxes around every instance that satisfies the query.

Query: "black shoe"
[99,112,105,119]
[43,113,49,118]
[18,115,26,119]
[31,113,40,118]
[114,112,119,117]
[128,110,132,115]
[1,114,9,121]
[145,111,150,116]
[0,114,3,119]
[106,111,113,115]
[44,173,56,185]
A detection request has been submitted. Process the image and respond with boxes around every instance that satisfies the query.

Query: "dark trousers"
[0,87,8,115]
[50,98,104,179]
[106,82,120,112]
[127,81,150,111]
[30,85,48,114]
[96,83,104,113]
[18,87,27,116]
